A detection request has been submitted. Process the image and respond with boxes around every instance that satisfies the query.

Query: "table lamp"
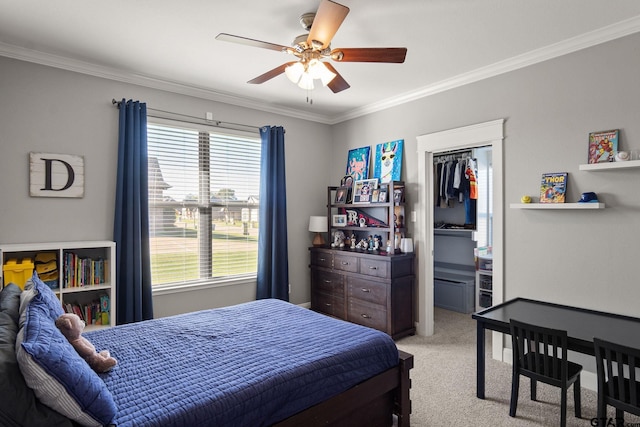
[308,216,328,247]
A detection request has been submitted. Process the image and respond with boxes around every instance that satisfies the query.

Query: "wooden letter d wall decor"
[29,152,84,198]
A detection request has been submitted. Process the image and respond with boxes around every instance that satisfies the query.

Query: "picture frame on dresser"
[353,178,378,204]
[332,214,347,227]
[393,187,405,204]
[335,186,350,204]
[378,189,387,203]
[371,188,380,203]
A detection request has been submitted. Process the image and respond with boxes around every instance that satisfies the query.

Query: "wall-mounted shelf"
[510,203,605,210]
[579,160,640,171]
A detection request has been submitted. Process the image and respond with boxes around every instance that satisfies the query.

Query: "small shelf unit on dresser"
[328,180,407,251]
[475,254,493,310]
[310,247,415,340]
[0,241,116,331]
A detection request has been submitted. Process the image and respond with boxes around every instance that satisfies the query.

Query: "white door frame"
[415,119,504,360]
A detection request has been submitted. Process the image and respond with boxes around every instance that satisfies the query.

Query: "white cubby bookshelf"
[0,241,116,330]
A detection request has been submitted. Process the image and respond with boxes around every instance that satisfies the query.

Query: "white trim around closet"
[415,119,504,361]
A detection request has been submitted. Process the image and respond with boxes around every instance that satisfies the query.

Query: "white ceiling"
[2,0,640,124]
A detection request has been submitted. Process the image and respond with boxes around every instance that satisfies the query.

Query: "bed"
[1,276,413,427]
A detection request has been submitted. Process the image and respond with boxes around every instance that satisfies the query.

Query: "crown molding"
[0,42,333,125]
[2,15,640,126]
[329,15,640,124]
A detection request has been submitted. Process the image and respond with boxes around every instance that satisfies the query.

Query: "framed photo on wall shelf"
[353,178,378,204]
[588,129,618,164]
[539,172,567,203]
[332,214,347,227]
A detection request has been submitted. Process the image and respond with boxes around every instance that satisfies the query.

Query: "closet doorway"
[416,119,504,361]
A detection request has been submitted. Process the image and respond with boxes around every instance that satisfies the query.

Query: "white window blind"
[147,122,261,287]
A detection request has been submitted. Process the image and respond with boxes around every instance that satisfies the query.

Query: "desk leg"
[477,322,485,399]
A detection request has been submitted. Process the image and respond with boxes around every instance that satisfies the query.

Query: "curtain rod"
[111,99,261,133]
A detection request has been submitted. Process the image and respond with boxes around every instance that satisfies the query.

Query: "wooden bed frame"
[274,350,414,427]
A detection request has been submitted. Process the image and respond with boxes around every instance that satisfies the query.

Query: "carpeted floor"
[395,307,640,426]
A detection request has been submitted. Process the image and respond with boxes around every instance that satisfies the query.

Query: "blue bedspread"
[86,299,399,427]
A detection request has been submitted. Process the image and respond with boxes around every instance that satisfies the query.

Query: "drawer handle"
[368,266,378,270]
[361,314,371,319]
[318,257,326,261]
[323,279,332,284]
[341,261,349,265]
[361,288,371,293]
[324,303,332,307]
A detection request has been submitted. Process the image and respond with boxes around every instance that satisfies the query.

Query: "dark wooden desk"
[472,297,640,399]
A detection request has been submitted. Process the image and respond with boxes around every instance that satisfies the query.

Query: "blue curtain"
[257,126,289,301]
[114,99,154,324]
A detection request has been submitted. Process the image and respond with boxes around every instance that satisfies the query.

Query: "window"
[475,146,493,248]
[147,122,261,289]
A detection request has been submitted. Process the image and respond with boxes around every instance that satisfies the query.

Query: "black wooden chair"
[509,319,582,427]
[594,337,640,426]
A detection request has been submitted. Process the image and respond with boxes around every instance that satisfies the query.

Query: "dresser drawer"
[333,253,359,273]
[310,251,333,269]
[347,299,387,331]
[312,270,344,296]
[313,292,345,319]
[348,277,388,306]
[359,258,389,279]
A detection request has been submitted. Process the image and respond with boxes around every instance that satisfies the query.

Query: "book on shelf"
[539,172,568,203]
[588,129,619,164]
[64,294,110,326]
[63,252,109,287]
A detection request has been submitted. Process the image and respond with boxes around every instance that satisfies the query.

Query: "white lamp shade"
[285,62,304,84]
[308,216,328,232]
[297,72,315,90]
[316,62,337,86]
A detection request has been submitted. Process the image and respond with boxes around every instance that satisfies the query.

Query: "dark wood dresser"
[309,247,415,340]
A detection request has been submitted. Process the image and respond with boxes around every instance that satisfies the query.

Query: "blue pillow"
[16,275,117,426]
[23,272,64,321]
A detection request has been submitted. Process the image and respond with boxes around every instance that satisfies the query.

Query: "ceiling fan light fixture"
[297,72,315,90]
[285,62,305,84]
[315,61,337,86]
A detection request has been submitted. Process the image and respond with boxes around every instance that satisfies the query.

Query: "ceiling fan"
[215,0,407,94]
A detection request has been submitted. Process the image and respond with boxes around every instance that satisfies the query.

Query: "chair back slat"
[510,319,569,381]
[594,337,640,416]
[630,355,638,406]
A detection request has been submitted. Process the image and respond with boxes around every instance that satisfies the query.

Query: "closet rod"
[111,99,261,132]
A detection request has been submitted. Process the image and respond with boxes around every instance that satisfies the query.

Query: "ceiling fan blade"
[331,47,407,63]
[323,63,350,93]
[216,33,289,53]
[247,62,297,84]
[307,0,349,50]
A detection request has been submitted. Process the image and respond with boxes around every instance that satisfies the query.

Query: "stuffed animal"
[55,313,117,373]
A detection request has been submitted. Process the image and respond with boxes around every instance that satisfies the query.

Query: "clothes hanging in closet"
[434,155,477,226]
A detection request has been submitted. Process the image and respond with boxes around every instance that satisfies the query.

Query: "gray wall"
[0,56,332,316]
[330,33,640,373]
[2,31,639,331]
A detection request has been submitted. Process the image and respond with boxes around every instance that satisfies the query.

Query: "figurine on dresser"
[331,230,345,248]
